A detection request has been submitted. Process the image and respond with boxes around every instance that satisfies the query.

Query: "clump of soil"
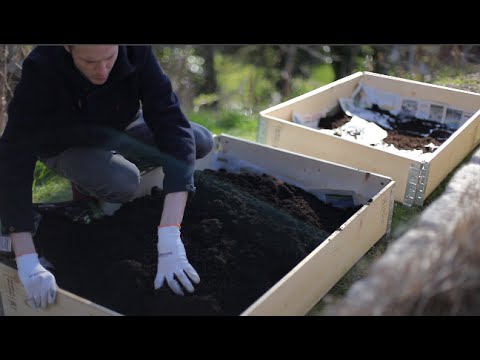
[318,112,351,130]
[318,105,450,151]
[33,169,359,316]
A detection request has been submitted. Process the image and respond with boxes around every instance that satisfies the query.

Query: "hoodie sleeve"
[137,46,196,194]
[0,55,55,234]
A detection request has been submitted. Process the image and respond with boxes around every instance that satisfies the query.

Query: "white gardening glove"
[16,253,57,309]
[154,226,200,296]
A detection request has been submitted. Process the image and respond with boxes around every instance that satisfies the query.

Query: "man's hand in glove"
[154,225,200,295]
[16,253,57,309]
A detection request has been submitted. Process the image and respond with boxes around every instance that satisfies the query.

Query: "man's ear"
[64,45,71,53]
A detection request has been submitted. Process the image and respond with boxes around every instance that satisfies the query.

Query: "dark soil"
[32,169,359,316]
[318,107,449,151]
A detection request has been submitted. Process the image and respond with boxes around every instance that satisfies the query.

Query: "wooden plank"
[206,135,392,202]
[363,72,480,112]
[242,181,395,316]
[258,117,419,203]
[260,72,363,121]
[0,262,121,316]
[426,111,480,198]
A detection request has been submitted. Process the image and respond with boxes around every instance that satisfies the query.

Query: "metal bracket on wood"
[214,135,224,153]
[386,186,395,236]
[403,161,430,206]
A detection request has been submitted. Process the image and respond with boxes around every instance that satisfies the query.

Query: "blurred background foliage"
[2,44,480,138]
[151,44,480,115]
[1,44,480,201]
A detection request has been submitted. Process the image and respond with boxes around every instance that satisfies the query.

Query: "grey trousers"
[41,116,214,203]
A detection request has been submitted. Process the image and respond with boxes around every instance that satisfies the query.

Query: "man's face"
[69,45,119,85]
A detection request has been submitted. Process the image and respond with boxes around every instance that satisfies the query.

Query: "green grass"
[215,53,276,112]
[32,162,71,203]
[33,174,71,203]
[432,72,480,94]
[291,64,336,98]
[213,52,337,112]
[187,110,258,141]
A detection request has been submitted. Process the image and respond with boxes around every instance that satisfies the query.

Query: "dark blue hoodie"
[0,45,196,234]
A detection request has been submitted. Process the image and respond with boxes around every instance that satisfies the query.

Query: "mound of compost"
[33,169,359,316]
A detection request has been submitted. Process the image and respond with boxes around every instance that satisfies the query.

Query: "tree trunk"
[276,45,298,99]
[200,46,217,94]
[196,46,218,110]
[331,46,358,80]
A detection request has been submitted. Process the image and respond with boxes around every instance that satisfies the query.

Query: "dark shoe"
[33,199,104,225]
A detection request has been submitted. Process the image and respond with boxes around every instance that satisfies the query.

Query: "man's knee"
[102,167,141,203]
[196,134,214,159]
[192,123,214,159]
